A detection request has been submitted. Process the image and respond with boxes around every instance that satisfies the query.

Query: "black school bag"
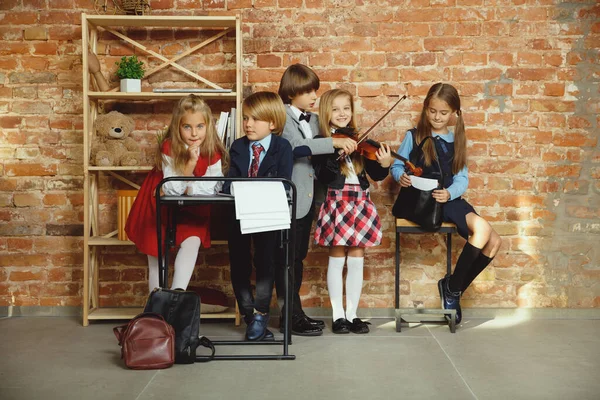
[144,288,215,363]
[392,131,444,231]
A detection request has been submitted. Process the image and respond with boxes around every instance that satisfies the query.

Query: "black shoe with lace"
[301,312,325,328]
[279,314,323,336]
[349,318,371,334]
[332,318,351,334]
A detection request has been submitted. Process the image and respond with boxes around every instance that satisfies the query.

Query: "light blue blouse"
[390,130,468,201]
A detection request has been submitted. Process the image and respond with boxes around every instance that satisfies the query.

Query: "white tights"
[147,236,201,292]
[327,255,365,321]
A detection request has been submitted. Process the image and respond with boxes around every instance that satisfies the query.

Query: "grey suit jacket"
[281,105,334,219]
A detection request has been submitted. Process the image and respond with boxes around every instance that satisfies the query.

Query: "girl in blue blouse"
[391,83,502,324]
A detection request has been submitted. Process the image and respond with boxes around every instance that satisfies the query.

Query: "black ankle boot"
[438,276,462,324]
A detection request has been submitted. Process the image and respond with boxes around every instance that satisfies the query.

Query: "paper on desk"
[231,181,290,234]
[239,211,290,220]
[240,220,290,234]
[410,175,439,191]
[232,181,289,218]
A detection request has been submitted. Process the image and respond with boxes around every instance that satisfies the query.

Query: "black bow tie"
[299,113,311,123]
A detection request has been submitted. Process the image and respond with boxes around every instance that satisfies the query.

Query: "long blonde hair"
[415,83,466,174]
[156,95,229,174]
[318,89,364,177]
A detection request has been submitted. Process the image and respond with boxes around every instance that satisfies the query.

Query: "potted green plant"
[115,55,145,92]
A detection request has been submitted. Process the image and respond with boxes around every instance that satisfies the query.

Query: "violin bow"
[336,94,407,160]
[355,94,407,145]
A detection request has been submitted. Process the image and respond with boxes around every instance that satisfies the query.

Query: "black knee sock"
[461,253,494,292]
[449,242,482,293]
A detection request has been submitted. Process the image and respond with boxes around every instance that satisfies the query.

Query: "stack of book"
[217,108,236,149]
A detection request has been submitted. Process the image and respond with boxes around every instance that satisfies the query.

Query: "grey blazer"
[281,105,334,219]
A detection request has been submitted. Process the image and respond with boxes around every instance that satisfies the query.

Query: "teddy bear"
[91,111,143,166]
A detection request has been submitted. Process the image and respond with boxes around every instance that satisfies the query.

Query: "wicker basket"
[121,0,150,15]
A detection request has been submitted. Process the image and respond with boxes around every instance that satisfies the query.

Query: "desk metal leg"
[445,231,456,333]
[283,228,292,347]
[395,230,401,332]
[446,232,452,277]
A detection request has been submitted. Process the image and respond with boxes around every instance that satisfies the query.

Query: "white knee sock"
[327,256,346,321]
[171,236,201,290]
[345,256,364,321]
[148,255,159,293]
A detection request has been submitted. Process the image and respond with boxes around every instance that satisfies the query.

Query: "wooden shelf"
[88,307,238,320]
[88,166,153,171]
[89,237,134,246]
[88,92,236,101]
[86,15,237,28]
[82,13,243,327]
[88,237,226,246]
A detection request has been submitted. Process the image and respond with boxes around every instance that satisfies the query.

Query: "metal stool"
[395,218,457,333]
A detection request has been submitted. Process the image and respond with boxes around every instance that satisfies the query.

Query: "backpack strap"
[194,336,216,362]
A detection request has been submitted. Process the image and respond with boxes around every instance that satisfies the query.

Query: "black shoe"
[349,318,371,334]
[301,313,325,328]
[438,277,462,324]
[332,318,351,334]
[263,329,274,341]
[280,312,325,328]
[279,314,323,336]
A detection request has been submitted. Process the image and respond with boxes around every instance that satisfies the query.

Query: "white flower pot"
[120,79,141,92]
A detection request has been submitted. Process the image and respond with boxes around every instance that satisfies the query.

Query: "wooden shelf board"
[89,238,228,246]
[88,237,134,246]
[86,15,237,28]
[88,307,237,320]
[88,92,236,101]
[88,166,153,171]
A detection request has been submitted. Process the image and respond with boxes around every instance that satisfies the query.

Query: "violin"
[333,127,423,176]
[332,95,423,177]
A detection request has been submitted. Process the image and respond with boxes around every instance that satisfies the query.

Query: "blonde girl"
[313,89,393,334]
[126,95,228,291]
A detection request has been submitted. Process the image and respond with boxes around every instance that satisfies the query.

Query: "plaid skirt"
[314,184,382,247]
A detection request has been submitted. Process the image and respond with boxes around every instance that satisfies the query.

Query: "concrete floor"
[1,316,599,400]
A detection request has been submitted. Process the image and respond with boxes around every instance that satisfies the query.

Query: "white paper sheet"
[239,211,290,221]
[240,219,290,234]
[232,181,289,218]
[410,175,439,191]
[232,181,291,234]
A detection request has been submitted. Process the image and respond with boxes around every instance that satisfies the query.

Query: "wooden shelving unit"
[81,13,242,326]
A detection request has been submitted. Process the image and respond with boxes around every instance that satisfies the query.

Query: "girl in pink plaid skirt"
[312,89,394,334]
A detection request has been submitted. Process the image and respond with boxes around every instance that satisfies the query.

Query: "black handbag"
[144,288,215,363]
[392,135,444,231]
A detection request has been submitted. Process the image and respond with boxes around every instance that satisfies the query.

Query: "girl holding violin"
[312,88,394,334]
[390,83,502,325]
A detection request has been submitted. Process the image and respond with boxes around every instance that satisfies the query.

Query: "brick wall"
[0,1,598,310]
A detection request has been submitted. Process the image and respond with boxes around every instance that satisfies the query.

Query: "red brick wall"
[1,1,599,310]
